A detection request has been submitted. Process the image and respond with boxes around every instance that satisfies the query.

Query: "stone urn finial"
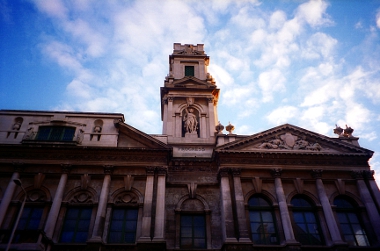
[226,122,235,134]
[343,125,354,137]
[333,124,343,136]
[215,121,224,134]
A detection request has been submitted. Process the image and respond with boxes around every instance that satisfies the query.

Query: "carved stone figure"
[23,127,36,140]
[183,108,198,134]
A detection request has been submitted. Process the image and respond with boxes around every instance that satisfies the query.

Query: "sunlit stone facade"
[0,44,379,251]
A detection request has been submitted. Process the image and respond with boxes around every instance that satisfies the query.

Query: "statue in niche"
[183,108,198,134]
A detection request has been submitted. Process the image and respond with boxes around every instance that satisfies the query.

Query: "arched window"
[334,196,370,246]
[291,195,323,245]
[248,194,279,244]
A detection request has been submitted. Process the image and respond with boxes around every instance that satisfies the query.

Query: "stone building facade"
[0,43,379,251]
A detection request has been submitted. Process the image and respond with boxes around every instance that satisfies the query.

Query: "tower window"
[185,66,194,76]
[36,126,75,141]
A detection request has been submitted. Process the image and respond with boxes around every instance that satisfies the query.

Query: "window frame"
[290,195,324,246]
[184,65,195,77]
[248,194,279,245]
[59,206,93,243]
[180,213,207,249]
[35,126,76,142]
[333,196,370,246]
[107,207,139,244]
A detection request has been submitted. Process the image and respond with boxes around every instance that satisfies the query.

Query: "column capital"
[146,166,156,175]
[363,170,375,180]
[103,165,114,174]
[156,166,168,175]
[311,169,323,179]
[207,97,214,103]
[271,168,282,178]
[168,97,174,102]
[219,168,230,177]
[351,170,365,180]
[231,168,241,177]
[60,163,72,174]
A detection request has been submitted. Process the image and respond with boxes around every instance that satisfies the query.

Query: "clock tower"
[161,43,220,158]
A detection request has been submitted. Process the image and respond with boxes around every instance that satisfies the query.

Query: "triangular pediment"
[216,124,373,155]
[115,121,170,149]
[172,77,216,89]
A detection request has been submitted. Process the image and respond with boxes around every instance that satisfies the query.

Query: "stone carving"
[334,124,354,137]
[178,44,202,55]
[23,127,36,140]
[183,107,198,134]
[70,191,93,204]
[115,192,138,205]
[76,129,84,144]
[258,133,323,151]
[226,122,235,134]
[215,121,224,134]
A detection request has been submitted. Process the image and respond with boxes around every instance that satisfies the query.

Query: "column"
[353,171,380,241]
[44,164,70,238]
[90,165,113,240]
[153,167,167,241]
[0,170,21,227]
[232,169,250,242]
[312,170,344,244]
[139,167,155,241]
[207,98,215,136]
[175,113,181,137]
[200,114,207,138]
[162,98,168,134]
[167,97,174,136]
[363,170,380,212]
[272,169,297,243]
[219,168,237,242]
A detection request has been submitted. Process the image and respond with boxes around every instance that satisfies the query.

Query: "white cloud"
[266,106,299,125]
[376,9,380,28]
[32,0,67,19]
[258,69,286,102]
[302,32,337,59]
[295,0,332,27]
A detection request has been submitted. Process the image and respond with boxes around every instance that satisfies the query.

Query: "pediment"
[216,124,373,155]
[172,77,215,89]
[115,122,170,149]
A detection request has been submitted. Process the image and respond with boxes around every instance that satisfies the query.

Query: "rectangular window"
[180,215,206,249]
[108,208,138,243]
[36,126,75,142]
[14,206,44,243]
[60,207,92,243]
[185,66,194,76]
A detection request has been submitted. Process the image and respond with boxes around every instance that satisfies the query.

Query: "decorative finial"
[226,122,235,134]
[333,124,343,136]
[215,121,224,134]
[343,125,354,137]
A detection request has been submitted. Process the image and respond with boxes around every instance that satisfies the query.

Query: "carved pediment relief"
[253,132,326,152]
[217,124,371,155]
[172,78,215,89]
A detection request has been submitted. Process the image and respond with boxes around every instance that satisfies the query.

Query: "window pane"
[60,207,91,243]
[185,66,194,76]
[356,234,369,246]
[108,208,138,243]
[348,213,359,223]
[62,127,75,141]
[180,215,206,249]
[293,212,304,223]
[249,211,260,222]
[261,211,272,222]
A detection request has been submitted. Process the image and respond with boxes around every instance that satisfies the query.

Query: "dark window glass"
[60,207,92,243]
[108,208,138,243]
[334,196,370,246]
[185,66,194,76]
[17,206,43,230]
[36,126,75,141]
[248,195,279,244]
[180,215,206,249]
[291,196,323,245]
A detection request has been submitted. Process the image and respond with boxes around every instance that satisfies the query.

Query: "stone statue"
[183,108,198,134]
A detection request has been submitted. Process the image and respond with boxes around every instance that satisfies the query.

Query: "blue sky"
[1,0,380,183]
